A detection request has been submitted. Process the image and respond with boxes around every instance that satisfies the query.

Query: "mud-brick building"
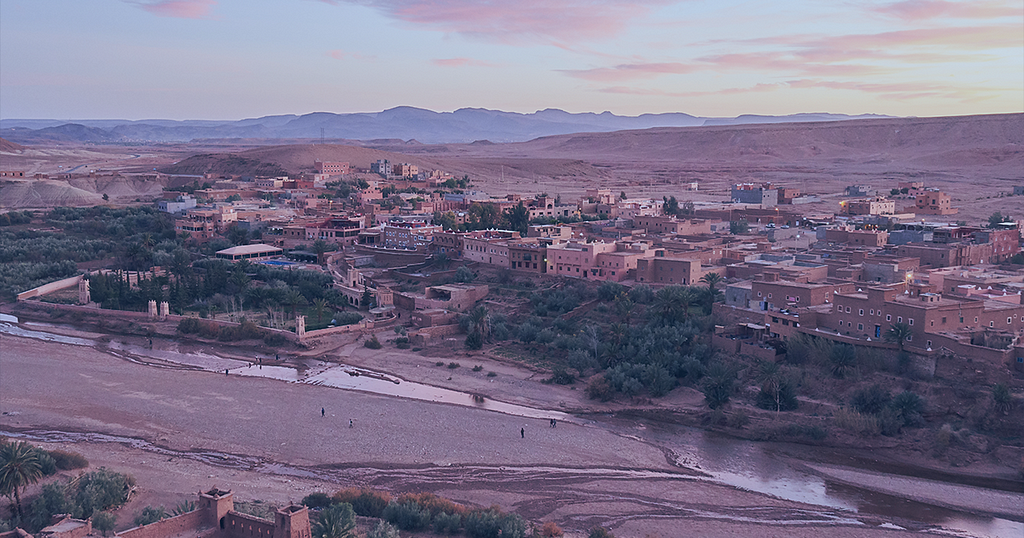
[0,489,310,538]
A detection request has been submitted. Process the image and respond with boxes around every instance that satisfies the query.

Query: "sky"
[1,0,1021,120]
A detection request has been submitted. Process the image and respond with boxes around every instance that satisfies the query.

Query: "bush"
[472,365,484,372]
[178,317,201,334]
[364,336,383,349]
[72,468,135,518]
[448,362,460,369]
[834,408,880,435]
[755,381,798,412]
[301,492,332,509]
[465,331,483,349]
[463,509,527,538]
[433,511,463,535]
[134,506,166,527]
[586,375,613,402]
[540,521,564,537]
[263,332,288,346]
[851,385,891,415]
[92,512,116,536]
[382,501,431,531]
[312,503,355,538]
[47,446,88,467]
[589,527,615,538]
[332,488,391,518]
[366,520,400,538]
[335,312,363,326]
[395,336,410,349]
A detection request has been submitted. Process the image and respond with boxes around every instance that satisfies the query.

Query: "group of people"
[320,407,353,428]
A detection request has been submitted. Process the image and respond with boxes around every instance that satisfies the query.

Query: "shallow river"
[0,317,1020,537]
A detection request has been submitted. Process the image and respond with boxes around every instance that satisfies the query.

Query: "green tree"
[312,503,356,538]
[730,220,749,234]
[361,288,373,310]
[312,239,330,265]
[0,441,44,520]
[829,343,856,379]
[134,506,166,526]
[699,272,724,312]
[884,322,912,352]
[505,201,530,235]
[92,512,116,537]
[701,363,735,409]
[663,196,679,215]
[366,520,400,538]
[284,289,308,317]
[992,383,1014,415]
[313,298,329,325]
[988,211,1011,228]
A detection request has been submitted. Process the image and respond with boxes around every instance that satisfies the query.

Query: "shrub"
[834,408,880,435]
[395,336,410,349]
[472,365,483,372]
[701,364,735,409]
[335,312,363,326]
[332,488,391,518]
[890,391,924,428]
[134,506,166,527]
[172,500,196,515]
[588,527,615,538]
[851,384,892,415]
[448,362,460,369]
[465,331,483,349]
[486,371,497,377]
[364,336,383,349]
[72,468,135,518]
[178,317,201,334]
[312,502,355,538]
[755,381,798,412]
[92,512,116,536]
[382,501,431,531]
[829,344,857,378]
[540,521,564,537]
[586,375,613,402]
[366,520,400,538]
[263,332,288,346]
[463,509,527,538]
[301,492,332,509]
[433,511,463,535]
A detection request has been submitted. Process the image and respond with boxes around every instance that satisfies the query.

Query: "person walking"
[520,427,525,439]
[321,407,325,417]
[350,419,354,428]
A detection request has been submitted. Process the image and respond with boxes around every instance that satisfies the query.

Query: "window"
[897,316,902,323]
[909,318,914,325]
[927,340,932,347]
[886,314,891,321]
[990,321,994,327]
[859,309,864,316]
[870,309,874,315]
[839,320,844,326]
[907,335,912,341]
[959,316,964,323]
[768,293,772,299]
[858,323,863,330]
[846,307,852,313]
[1009,317,1013,325]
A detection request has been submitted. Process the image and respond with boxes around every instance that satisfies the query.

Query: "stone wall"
[116,510,205,538]
[224,512,276,538]
[16,275,83,301]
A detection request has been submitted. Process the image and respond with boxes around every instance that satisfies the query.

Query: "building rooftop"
[216,244,283,256]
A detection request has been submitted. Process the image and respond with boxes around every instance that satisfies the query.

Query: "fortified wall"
[0,489,310,538]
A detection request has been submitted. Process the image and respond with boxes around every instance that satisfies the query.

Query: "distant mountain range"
[0,107,892,145]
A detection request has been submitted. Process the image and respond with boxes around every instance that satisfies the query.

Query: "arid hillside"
[1,113,1021,219]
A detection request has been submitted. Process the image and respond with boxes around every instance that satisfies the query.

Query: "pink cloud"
[335,0,672,43]
[432,58,497,67]
[874,0,1021,21]
[560,62,697,82]
[131,0,216,19]
[327,50,375,61]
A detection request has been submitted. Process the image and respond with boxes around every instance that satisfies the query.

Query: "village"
[42,156,1014,367]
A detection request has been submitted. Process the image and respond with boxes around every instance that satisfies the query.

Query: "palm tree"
[468,305,490,341]
[312,503,356,538]
[699,272,724,311]
[312,239,330,266]
[0,441,44,520]
[284,290,307,318]
[313,298,329,325]
[884,322,913,352]
[755,361,784,414]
